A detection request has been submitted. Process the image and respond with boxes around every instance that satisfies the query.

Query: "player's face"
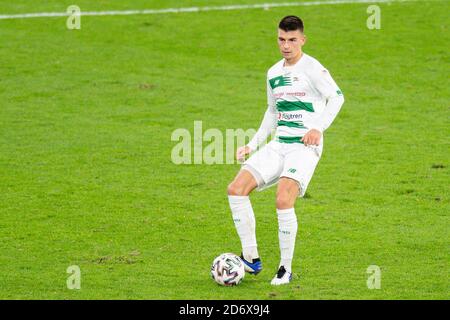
[277,29,305,61]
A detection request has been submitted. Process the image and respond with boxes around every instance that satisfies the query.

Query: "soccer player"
[227,16,345,285]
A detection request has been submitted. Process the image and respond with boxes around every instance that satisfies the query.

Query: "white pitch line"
[0,0,428,20]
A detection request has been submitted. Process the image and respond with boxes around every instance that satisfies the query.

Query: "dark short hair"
[279,15,304,32]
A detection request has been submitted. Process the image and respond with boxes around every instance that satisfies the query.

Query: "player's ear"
[302,34,307,45]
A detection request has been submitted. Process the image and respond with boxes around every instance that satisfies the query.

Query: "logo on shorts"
[288,168,297,173]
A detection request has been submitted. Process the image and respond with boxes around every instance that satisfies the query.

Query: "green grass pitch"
[0,0,448,299]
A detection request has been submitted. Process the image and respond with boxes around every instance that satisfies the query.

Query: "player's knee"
[276,192,294,209]
[227,182,248,196]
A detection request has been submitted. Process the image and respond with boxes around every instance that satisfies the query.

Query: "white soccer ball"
[210,253,245,286]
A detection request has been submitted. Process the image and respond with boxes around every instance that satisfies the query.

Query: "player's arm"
[237,79,277,162]
[302,65,345,146]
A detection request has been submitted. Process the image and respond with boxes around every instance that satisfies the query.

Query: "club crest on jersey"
[269,75,292,89]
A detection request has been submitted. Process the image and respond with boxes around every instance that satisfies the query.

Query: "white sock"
[276,208,298,273]
[228,195,259,261]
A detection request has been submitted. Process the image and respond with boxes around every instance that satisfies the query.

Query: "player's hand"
[302,129,322,146]
[236,146,252,163]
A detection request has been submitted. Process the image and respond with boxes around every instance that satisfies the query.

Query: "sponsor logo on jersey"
[286,91,306,97]
[278,112,303,121]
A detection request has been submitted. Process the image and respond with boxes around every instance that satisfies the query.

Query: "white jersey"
[248,53,344,149]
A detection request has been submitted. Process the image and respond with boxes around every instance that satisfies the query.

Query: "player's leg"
[271,143,322,285]
[271,177,299,285]
[227,141,284,275]
[227,169,258,196]
[227,169,262,274]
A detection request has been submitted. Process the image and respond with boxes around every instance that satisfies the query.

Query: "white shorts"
[242,140,323,197]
